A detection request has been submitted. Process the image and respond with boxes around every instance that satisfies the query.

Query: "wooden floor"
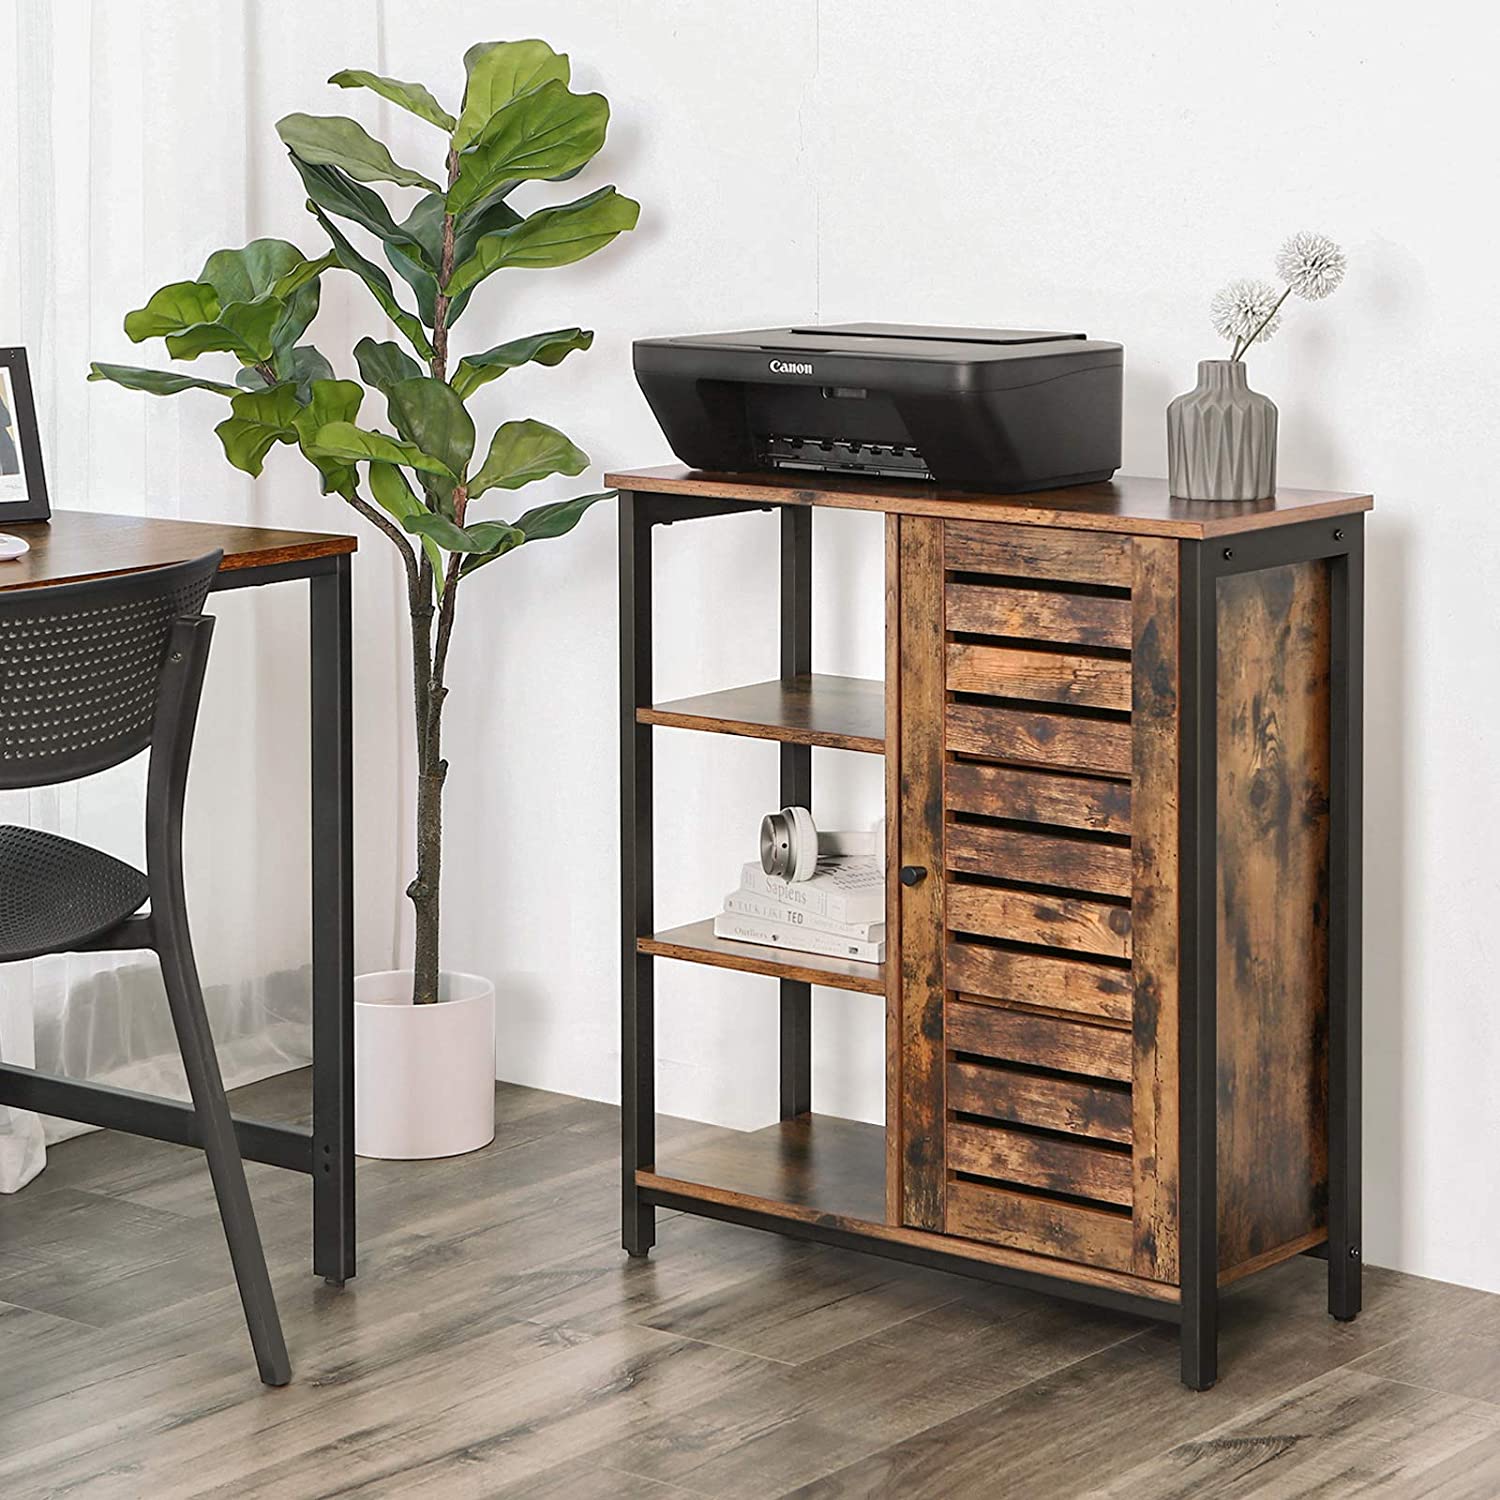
[3,1072,1499,1498]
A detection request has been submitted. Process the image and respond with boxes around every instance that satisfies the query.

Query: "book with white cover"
[713,911,885,963]
[737,858,885,927]
[723,890,886,943]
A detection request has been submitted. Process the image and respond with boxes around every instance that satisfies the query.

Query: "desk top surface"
[0,510,357,591]
[604,465,1374,540]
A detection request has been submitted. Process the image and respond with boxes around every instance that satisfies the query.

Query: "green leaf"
[88,362,239,397]
[271,251,338,299]
[288,154,435,270]
[328,69,456,131]
[445,186,640,297]
[469,418,588,498]
[385,377,475,479]
[446,81,609,216]
[198,239,306,304]
[369,460,446,580]
[271,279,322,358]
[458,492,611,577]
[455,39,570,152]
[276,112,438,191]
[289,378,364,495]
[307,421,454,475]
[284,345,337,389]
[143,242,333,364]
[164,297,284,362]
[452,194,522,272]
[383,193,475,328]
[511,489,613,541]
[123,281,220,342]
[306,201,433,360]
[354,336,421,395]
[401,510,493,553]
[238,345,335,404]
[450,327,593,399]
[212,384,302,477]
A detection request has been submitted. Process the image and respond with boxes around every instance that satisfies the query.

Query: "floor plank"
[1,1068,1498,1499]
[1091,1369,1500,1498]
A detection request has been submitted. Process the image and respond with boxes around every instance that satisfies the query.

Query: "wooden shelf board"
[648,1113,887,1223]
[639,673,885,754]
[640,919,885,995]
[639,1113,1179,1304]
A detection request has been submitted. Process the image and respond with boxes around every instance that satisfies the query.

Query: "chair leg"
[155,914,290,1387]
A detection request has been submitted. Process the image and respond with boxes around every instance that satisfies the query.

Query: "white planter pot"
[354,970,496,1160]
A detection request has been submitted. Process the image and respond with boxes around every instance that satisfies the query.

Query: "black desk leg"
[310,553,356,1285]
[780,506,813,1119]
[1328,519,1364,1320]
[620,492,656,1257]
[1178,540,1219,1390]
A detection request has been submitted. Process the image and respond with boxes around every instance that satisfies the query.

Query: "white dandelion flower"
[1210,278,1283,346]
[1275,231,1346,301]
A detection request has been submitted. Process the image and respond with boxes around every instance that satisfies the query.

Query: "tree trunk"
[406,143,463,1008]
[408,760,445,1004]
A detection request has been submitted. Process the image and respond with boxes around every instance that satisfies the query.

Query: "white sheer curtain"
[0,0,400,1191]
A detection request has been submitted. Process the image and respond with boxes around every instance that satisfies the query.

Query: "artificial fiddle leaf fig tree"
[90,40,640,1006]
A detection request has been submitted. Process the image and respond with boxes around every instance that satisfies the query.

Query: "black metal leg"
[157,899,291,1386]
[310,555,355,1286]
[1328,518,1364,1320]
[621,492,657,1257]
[1179,540,1219,1391]
[780,507,813,1119]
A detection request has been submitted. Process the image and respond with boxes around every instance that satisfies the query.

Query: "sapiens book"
[723,890,886,943]
[713,911,885,963]
[737,858,885,927]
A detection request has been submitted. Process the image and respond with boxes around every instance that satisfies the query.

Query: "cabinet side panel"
[1131,537,1181,1283]
[897,514,947,1231]
[1216,561,1331,1274]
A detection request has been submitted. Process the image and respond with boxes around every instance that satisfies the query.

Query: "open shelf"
[639,919,885,995]
[637,1113,1180,1306]
[644,1113,887,1224]
[638,673,885,753]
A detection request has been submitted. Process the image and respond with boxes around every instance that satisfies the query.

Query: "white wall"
[10,0,1496,1293]
[408,0,1495,1293]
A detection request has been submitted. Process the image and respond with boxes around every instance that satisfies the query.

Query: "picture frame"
[0,347,50,523]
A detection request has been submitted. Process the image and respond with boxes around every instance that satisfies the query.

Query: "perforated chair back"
[0,550,222,790]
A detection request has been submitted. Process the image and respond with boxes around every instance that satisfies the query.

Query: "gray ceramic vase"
[1166,359,1277,501]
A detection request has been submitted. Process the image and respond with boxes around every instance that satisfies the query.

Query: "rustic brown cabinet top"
[605,465,1373,539]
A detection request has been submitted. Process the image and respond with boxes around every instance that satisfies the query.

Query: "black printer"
[633,323,1123,492]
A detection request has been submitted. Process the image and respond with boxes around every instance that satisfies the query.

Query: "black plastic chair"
[0,551,289,1386]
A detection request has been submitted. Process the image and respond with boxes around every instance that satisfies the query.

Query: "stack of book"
[713,858,886,963]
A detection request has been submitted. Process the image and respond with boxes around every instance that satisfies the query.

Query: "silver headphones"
[759,805,887,883]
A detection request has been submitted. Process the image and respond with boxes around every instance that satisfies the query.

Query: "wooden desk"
[2,510,358,1285]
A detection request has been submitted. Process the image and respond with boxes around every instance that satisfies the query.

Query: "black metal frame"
[779,506,813,1119]
[0,552,356,1287]
[0,346,50,521]
[1176,515,1364,1390]
[640,1182,1184,1323]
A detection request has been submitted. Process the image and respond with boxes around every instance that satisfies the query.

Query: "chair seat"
[0,825,149,962]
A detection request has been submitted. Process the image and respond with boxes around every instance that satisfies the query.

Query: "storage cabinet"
[613,465,1370,1390]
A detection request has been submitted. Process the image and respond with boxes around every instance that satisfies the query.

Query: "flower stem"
[1236,285,1291,361]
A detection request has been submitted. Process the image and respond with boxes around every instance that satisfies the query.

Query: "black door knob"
[900,865,927,887]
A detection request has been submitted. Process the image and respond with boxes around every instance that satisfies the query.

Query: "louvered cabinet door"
[891,516,1181,1284]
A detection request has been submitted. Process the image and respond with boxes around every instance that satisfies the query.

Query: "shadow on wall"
[1362,516,1409,1270]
